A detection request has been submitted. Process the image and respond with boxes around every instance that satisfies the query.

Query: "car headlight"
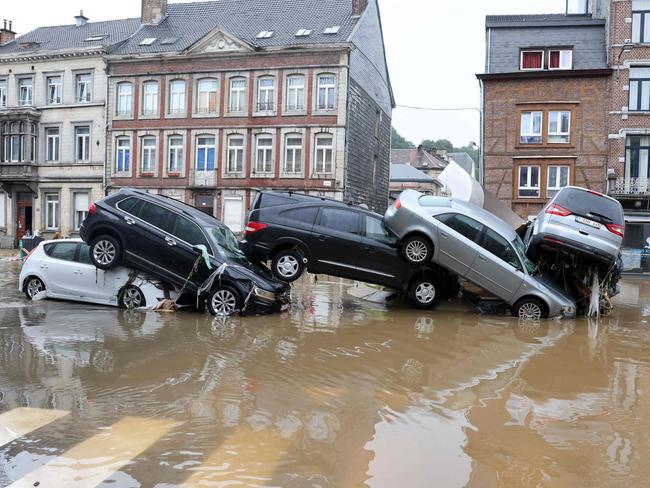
[561,305,576,317]
[253,287,276,302]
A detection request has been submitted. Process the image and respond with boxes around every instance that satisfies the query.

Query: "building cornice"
[0,48,106,64]
[476,68,612,81]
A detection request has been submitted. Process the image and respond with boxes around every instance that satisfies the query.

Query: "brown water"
[1,260,650,487]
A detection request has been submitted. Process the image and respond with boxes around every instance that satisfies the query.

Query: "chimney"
[352,0,368,16]
[142,0,168,25]
[75,10,89,27]
[0,20,16,46]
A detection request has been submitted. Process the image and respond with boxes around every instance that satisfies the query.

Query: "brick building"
[478,13,611,219]
[105,0,393,232]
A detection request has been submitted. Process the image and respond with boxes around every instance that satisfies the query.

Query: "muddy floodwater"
[2,261,650,487]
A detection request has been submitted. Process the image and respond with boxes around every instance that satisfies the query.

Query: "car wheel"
[25,277,45,300]
[207,285,242,316]
[90,235,121,270]
[409,277,439,309]
[271,250,305,282]
[402,236,433,264]
[120,286,145,309]
[512,298,546,320]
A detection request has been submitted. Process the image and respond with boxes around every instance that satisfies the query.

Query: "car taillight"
[545,204,572,217]
[245,221,268,235]
[88,203,96,215]
[606,223,624,237]
[394,199,402,210]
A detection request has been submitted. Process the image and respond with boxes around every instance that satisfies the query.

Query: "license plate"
[575,216,601,229]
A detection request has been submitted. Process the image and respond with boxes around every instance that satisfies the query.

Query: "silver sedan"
[384,190,576,319]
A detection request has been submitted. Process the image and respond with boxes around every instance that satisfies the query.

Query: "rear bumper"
[240,239,271,262]
[530,233,617,265]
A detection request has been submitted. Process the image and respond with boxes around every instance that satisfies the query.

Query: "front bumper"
[242,288,291,316]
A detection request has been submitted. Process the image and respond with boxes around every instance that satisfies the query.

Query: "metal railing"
[612,177,650,196]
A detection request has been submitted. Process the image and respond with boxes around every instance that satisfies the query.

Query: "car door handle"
[317,235,327,242]
[440,232,449,238]
[478,255,487,262]
[40,264,48,270]
[165,237,177,247]
[124,216,135,225]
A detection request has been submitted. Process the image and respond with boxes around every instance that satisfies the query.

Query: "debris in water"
[588,272,600,318]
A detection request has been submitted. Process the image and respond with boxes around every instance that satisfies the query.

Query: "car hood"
[223,258,288,293]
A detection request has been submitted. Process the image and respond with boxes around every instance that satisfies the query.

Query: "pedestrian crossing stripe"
[0,407,69,449]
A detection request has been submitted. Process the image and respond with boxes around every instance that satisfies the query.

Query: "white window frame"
[167,135,184,173]
[548,49,573,70]
[45,192,60,231]
[520,111,543,144]
[196,135,216,171]
[548,111,571,144]
[518,165,541,199]
[0,79,6,108]
[284,134,303,175]
[73,192,89,231]
[115,136,131,173]
[254,134,274,174]
[520,50,544,71]
[45,127,60,162]
[547,165,571,197]
[633,0,650,43]
[141,137,157,173]
[117,82,133,116]
[286,75,305,111]
[168,79,186,115]
[229,77,247,113]
[18,78,33,106]
[0,191,5,228]
[142,81,159,116]
[196,78,219,115]
[226,135,245,174]
[316,74,336,111]
[256,76,276,112]
[314,134,334,174]
[76,73,92,103]
[75,126,91,161]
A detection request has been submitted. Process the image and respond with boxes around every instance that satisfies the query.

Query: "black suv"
[240,192,458,308]
[79,188,289,316]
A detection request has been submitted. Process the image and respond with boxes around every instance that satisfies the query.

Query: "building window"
[196,78,218,114]
[75,126,91,161]
[10,135,22,162]
[0,191,5,228]
[141,137,157,173]
[226,135,244,173]
[168,136,184,173]
[549,50,572,70]
[257,77,275,111]
[314,134,333,173]
[18,78,33,106]
[255,135,273,174]
[547,166,570,197]
[286,75,305,111]
[196,135,216,171]
[284,134,303,174]
[168,80,186,114]
[317,74,336,110]
[73,192,89,231]
[117,83,133,116]
[520,111,543,144]
[633,0,650,43]
[45,193,59,230]
[548,111,571,143]
[0,79,6,108]
[520,50,543,70]
[229,78,247,113]
[46,75,63,105]
[626,135,650,181]
[76,73,92,103]
[116,137,130,173]
[629,67,650,111]
[46,127,60,161]
[518,165,541,198]
[142,81,159,116]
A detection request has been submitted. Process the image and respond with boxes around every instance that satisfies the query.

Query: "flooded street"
[1,260,650,487]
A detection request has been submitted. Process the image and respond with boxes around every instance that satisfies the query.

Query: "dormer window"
[521,51,543,70]
[549,49,573,70]
[521,48,573,71]
[256,31,274,39]
[140,38,157,46]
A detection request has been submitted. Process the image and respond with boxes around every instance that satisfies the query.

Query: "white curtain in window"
[74,193,89,214]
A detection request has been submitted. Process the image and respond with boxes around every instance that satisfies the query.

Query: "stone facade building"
[105,0,393,232]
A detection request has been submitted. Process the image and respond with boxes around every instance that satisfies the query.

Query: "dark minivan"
[80,188,290,316]
[241,192,459,308]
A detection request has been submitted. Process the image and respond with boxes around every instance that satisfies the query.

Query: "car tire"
[512,297,546,320]
[90,235,121,270]
[409,277,440,309]
[119,285,146,309]
[207,285,242,316]
[402,235,433,264]
[271,250,305,282]
[24,276,45,300]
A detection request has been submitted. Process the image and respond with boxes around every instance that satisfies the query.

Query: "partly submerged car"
[384,190,576,319]
[79,188,290,316]
[19,239,175,308]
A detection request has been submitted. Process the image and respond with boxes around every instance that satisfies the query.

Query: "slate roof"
[390,164,434,183]
[0,18,141,56]
[448,152,475,175]
[486,13,605,28]
[112,0,359,55]
[390,148,447,170]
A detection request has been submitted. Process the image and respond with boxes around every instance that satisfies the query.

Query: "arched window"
[257,76,275,111]
[226,135,244,173]
[196,78,218,114]
[316,73,336,110]
[168,80,186,114]
[284,133,303,174]
[117,82,134,115]
[142,81,159,116]
[314,133,333,173]
[254,134,274,174]
[167,135,184,173]
[286,75,305,111]
[196,135,216,171]
[141,137,157,173]
[228,77,247,113]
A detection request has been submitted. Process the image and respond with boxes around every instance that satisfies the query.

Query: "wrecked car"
[384,190,576,319]
[241,191,460,309]
[524,186,625,315]
[19,239,176,308]
[80,189,290,316]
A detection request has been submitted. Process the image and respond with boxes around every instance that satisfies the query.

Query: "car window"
[365,216,397,245]
[319,208,360,234]
[77,244,93,265]
[170,215,211,250]
[48,242,78,262]
[279,207,319,226]
[259,194,297,208]
[436,213,483,241]
[480,229,522,271]
[117,196,141,215]
[138,202,173,232]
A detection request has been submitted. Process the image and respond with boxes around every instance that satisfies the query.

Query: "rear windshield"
[554,189,623,225]
[257,193,296,209]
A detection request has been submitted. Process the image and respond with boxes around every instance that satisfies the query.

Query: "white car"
[19,239,177,308]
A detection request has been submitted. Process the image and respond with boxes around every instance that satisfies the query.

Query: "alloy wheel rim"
[212,289,237,315]
[415,282,436,304]
[406,241,428,262]
[519,303,542,320]
[27,279,43,298]
[277,256,299,278]
[123,287,143,308]
[94,240,116,266]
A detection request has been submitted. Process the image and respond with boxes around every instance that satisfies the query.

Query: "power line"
[396,104,481,112]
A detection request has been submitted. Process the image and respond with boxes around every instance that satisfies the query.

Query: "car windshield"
[208,226,248,262]
[512,237,537,275]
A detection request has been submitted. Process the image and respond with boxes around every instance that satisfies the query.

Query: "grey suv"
[384,190,576,319]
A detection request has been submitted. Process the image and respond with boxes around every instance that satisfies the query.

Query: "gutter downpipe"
[480,27,491,185]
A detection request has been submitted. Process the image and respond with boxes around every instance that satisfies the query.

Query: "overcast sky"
[3,0,569,147]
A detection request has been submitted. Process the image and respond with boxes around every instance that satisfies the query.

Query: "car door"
[42,242,82,298]
[357,215,403,287]
[75,243,115,303]
[467,228,525,302]
[309,207,363,278]
[167,213,214,287]
[433,213,482,277]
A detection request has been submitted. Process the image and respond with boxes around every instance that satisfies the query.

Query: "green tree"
[391,127,415,149]
[420,138,453,153]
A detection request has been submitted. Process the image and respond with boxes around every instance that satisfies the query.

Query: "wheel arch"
[270,239,310,262]
[513,294,549,316]
[88,226,125,248]
[22,273,47,293]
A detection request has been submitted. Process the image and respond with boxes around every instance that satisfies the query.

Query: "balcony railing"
[612,177,650,196]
